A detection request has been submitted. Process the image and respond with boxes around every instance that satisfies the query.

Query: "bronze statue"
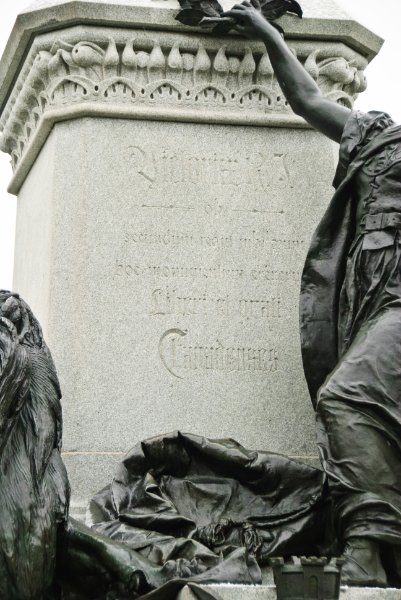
[175,0,302,34]
[0,291,69,599]
[0,293,332,599]
[222,0,401,587]
[2,3,401,596]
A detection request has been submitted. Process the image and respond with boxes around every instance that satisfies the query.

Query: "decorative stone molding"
[0,27,368,193]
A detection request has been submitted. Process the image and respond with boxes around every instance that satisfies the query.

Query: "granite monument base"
[178,585,401,600]
[13,117,334,513]
[0,0,382,516]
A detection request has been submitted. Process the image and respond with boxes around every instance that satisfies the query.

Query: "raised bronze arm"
[223,0,351,142]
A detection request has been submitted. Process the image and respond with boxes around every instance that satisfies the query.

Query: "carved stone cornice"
[0,24,370,194]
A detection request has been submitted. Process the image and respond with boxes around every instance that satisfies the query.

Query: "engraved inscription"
[114,135,308,385]
[123,229,307,252]
[150,287,282,319]
[129,146,293,191]
[115,261,299,283]
[159,329,279,379]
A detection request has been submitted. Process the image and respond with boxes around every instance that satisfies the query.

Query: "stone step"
[177,584,401,599]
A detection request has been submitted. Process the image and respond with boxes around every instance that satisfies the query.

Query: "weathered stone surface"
[177,584,401,600]
[62,451,123,520]
[13,115,334,508]
[0,0,383,513]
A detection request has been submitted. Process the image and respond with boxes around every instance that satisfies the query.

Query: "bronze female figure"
[223,0,401,587]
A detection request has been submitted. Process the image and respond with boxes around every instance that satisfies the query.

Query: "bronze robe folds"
[300,111,401,546]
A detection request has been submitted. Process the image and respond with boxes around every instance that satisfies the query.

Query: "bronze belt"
[359,212,401,233]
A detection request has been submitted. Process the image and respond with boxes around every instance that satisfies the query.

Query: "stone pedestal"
[0,0,382,516]
[177,584,401,600]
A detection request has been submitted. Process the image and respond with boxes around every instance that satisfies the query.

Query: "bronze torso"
[355,135,401,249]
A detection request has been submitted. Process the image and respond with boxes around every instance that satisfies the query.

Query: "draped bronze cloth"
[59,431,330,599]
[300,112,401,403]
[300,112,401,555]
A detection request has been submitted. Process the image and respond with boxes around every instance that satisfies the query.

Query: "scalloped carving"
[194,85,226,105]
[237,87,273,111]
[48,77,91,103]
[148,82,184,102]
[101,79,139,101]
[0,32,369,176]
